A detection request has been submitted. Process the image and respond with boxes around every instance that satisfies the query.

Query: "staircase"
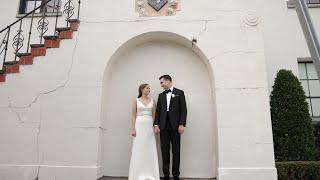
[0,0,80,83]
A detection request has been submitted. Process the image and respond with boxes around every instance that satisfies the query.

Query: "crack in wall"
[208,50,261,62]
[7,97,24,124]
[34,103,43,180]
[1,30,80,112]
[215,87,267,90]
[81,18,217,24]
[0,30,81,180]
[79,9,243,24]
[29,30,80,180]
[194,20,208,40]
[72,126,107,131]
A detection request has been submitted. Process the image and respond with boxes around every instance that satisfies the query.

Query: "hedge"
[276,161,320,180]
[314,122,320,160]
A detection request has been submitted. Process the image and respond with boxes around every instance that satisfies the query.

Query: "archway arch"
[100,31,218,178]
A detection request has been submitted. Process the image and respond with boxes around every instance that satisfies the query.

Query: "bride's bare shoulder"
[132,98,138,104]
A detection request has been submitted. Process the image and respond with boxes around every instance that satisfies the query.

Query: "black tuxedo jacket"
[154,87,187,130]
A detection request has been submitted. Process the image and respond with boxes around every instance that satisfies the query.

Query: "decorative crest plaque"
[136,0,181,17]
[148,0,168,11]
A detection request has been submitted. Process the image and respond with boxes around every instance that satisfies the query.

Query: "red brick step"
[0,70,6,82]
[4,61,20,74]
[44,36,60,48]
[68,19,80,31]
[30,44,46,57]
[16,53,33,65]
[56,27,73,39]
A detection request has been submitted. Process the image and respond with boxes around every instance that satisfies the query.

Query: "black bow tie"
[165,89,172,94]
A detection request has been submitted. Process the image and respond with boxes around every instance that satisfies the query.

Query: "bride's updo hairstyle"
[138,83,149,98]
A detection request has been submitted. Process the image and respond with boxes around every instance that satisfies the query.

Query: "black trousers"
[160,111,181,177]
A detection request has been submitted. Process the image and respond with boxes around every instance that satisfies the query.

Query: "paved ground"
[98,177,216,180]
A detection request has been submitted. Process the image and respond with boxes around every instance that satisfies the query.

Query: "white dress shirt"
[166,86,174,111]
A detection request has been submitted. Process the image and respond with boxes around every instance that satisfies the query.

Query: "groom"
[154,74,187,180]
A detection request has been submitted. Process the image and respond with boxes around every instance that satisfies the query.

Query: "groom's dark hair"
[159,74,172,82]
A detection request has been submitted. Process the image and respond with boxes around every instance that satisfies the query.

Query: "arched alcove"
[100,32,218,178]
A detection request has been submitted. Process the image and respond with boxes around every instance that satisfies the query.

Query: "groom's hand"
[178,125,185,134]
[154,126,160,134]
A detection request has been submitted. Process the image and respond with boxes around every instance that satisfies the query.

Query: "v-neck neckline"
[137,98,152,107]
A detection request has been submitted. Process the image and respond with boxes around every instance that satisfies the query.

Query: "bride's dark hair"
[138,83,149,98]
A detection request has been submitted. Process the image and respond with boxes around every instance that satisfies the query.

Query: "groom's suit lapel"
[169,88,177,109]
[162,91,167,108]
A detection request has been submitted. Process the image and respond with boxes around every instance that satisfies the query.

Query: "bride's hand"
[131,129,136,137]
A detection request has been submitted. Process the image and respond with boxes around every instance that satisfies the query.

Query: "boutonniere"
[171,94,178,98]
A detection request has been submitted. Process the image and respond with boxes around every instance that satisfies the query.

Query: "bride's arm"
[131,99,137,134]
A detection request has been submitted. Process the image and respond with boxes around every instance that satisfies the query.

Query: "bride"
[128,83,160,180]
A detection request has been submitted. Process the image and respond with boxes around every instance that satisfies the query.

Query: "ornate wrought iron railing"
[0,0,81,71]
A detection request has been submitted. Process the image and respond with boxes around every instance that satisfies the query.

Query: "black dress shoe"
[162,177,170,180]
[173,176,180,180]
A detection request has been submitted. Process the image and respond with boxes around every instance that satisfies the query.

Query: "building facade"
[0,0,319,180]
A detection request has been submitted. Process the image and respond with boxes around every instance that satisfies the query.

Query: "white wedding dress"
[128,98,160,180]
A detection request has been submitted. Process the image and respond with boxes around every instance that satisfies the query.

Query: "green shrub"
[270,69,316,161]
[313,122,320,160]
[276,161,320,180]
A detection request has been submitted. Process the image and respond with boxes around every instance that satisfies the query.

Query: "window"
[306,0,320,4]
[298,62,320,118]
[18,0,61,14]
[287,0,320,8]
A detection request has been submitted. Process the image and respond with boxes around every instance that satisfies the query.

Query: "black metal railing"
[0,0,80,71]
